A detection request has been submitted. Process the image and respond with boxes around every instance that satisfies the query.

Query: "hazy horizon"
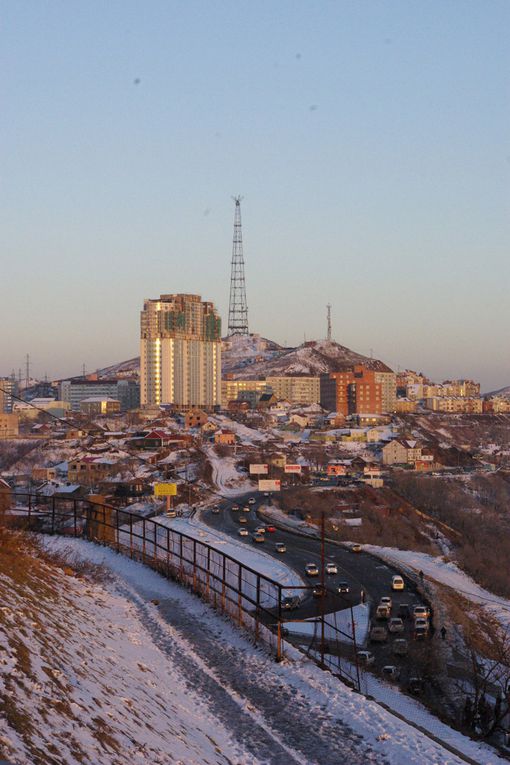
[2,2,509,390]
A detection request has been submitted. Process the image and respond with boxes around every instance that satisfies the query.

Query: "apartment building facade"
[140,293,221,409]
[61,379,140,412]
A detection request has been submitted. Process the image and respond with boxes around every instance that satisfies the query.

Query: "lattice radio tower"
[228,196,249,336]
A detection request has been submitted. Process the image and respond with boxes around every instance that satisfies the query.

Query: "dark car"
[408,677,424,695]
[398,603,412,620]
[312,584,327,598]
[337,581,350,594]
[281,595,300,611]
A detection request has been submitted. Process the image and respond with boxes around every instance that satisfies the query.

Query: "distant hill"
[222,335,393,379]
[486,385,510,398]
[89,336,393,383]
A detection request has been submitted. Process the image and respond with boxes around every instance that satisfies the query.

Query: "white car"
[242,506,251,513]
[413,605,430,619]
[357,650,375,667]
[248,497,256,505]
[238,528,249,537]
[388,617,404,633]
[382,665,400,680]
[325,563,338,575]
[391,575,404,591]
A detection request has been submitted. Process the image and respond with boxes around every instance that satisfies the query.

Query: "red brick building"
[322,365,382,415]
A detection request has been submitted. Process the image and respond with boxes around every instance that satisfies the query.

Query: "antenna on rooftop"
[326,304,332,341]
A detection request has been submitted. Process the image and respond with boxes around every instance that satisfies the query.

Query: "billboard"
[258,479,281,492]
[249,464,269,475]
[154,482,177,497]
[284,464,302,474]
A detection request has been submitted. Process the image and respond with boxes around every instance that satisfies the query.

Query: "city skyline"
[2,2,509,389]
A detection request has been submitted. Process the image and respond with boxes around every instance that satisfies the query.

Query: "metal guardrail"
[4,492,360,689]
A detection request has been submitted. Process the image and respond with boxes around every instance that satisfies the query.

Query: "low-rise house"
[0,413,19,439]
[214,430,236,445]
[185,409,209,429]
[32,466,58,482]
[362,466,384,488]
[382,439,427,466]
[68,456,121,486]
[327,463,348,477]
[0,478,11,513]
[80,397,121,416]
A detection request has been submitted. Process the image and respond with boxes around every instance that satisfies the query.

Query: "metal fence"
[4,492,360,689]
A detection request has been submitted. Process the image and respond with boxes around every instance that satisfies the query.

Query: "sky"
[1,1,509,391]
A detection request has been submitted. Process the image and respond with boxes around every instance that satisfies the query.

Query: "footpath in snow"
[41,536,507,765]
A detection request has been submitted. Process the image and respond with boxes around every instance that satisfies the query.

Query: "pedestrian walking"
[440,625,447,640]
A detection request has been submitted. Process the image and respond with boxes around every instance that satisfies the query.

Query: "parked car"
[370,626,388,643]
[392,638,408,656]
[312,584,327,598]
[266,525,277,533]
[305,563,319,576]
[337,581,350,594]
[376,605,390,620]
[351,544,362,553]
[357,650,375,666]
[413,605,430,619]
[388,617,404,633]
[252,533,265,544]
[325,562,338,575]
[381,665,400,680]
[380,596,392,610]
[398,603,412,620]
[391,575,405,591]
[238,528,249,537]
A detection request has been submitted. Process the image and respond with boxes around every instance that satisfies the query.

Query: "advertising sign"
[154,482,177,497]
[258,479,281,492]
[284,464,302,474]
[249,464,269,475]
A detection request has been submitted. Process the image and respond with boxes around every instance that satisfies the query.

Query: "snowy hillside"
[487,385,510,398]
[223,338,393,379]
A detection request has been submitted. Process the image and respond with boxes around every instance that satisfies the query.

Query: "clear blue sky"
[2,1,509,390]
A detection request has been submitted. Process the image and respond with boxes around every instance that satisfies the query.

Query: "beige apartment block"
[425,397,483,413]
[266,376,321,405]
[0,414,19,439]
[221,379,269,408]
[140,294,222,409]
[374,370,397,412]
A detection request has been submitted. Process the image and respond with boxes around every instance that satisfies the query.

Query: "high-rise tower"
[228,196,249,336]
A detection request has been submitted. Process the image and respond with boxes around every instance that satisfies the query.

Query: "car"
[325,562,338,575]
[351,544,362,553]
[398,603,412,620]
[275,542,287,553]
[391,575,405,591]
[238,515,247,524]
[375,605,390,620]
[305,563,319,576]
[414,626,428,641]
[211,506,220,514]
[413,605,430,619]
[238,528,249,537]
[248,497,256,504]
[337,581,350,594]
[231,504,239,511]
[369,626,388,643]
[166,510,177,518]
[313,584,327,598]
[388,617,404,633]
[381,665,400,680]
[263,492,269,497]
[414,617,429,631]
[252,533,265,543]
[281,595,300,610]
[265,525,277,533]
[357,650,375,667]
[392,638,408,656]
[380,596,392,610]
[255,526,266,534]
[242,506,251,512]
[408,677,424,695]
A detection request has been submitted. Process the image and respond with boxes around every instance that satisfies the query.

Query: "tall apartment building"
[266,376,321,405]
[320,365,388,415]
[0,377,18,413]
[60,379,140,412]
[140,293,221,409]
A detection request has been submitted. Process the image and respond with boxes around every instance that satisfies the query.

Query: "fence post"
[276,584,283,662]
[179,534,184,579]
[73,500,77,537]
[129,513,133,558]
[51,496,55,534]
[351,606,361,692]
[255,574,261,643]
[206,546,211,599]
[166,526,170,577]
[142,518,146,563]
[222,556,226,612]
[238,564,243,627]
[28,493,32,521]
[193,539,197,590]
[115,507,120,552]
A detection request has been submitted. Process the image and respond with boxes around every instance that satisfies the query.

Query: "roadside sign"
[154,482,177,497]
[284,464,302,474]
[249,464,269,475]
[258,479,281,492]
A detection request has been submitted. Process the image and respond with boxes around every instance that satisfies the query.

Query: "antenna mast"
[228,196,249,336]
[326,304,332,341]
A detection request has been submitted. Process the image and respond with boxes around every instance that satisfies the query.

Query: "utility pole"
[25,354,30,389]
[228,196,249,336]
[82,363,86,378]
[326,304,332,341]
[320,510,326,669]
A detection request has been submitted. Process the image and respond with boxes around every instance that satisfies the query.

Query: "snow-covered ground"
[284,603,370,645]
[205,443,254,496]
[209,414,271,444]
[363,545,510,631]
[38,537,507,765]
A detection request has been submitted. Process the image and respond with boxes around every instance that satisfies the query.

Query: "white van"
[391,575,405,591]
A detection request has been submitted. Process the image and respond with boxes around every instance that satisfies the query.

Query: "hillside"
[0,529,501,765]
[487,385,510,398]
